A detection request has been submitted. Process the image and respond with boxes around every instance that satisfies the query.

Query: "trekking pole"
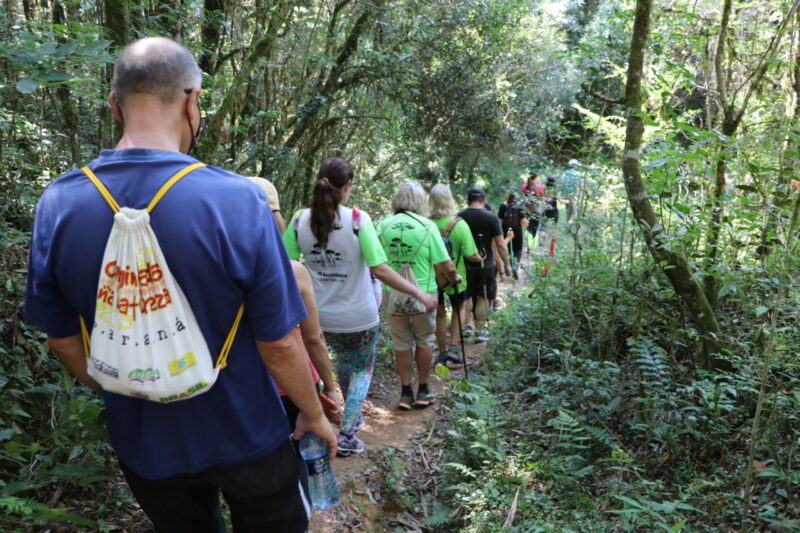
[476,233,491,327]
[507,227,516,283]
[453,299,469,380]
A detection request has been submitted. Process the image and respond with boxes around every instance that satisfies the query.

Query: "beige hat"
[247,177,280,212]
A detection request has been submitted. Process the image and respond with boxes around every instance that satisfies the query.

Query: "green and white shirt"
[284,206,387,333]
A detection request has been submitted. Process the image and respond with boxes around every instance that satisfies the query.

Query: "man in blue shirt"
[24,37,335,532]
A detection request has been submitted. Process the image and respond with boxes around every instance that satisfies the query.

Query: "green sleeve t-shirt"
[377,212,449,294]
[432,216,477,295]
[282,210,303,260]
[357,214,388,267]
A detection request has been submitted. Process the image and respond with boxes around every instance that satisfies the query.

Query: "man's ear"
[109,92,124,124]
[186,88,201,122]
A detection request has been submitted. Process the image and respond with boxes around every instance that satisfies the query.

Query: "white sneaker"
[475,330,490,343]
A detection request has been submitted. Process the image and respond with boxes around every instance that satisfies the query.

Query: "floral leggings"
[325,325,380,437]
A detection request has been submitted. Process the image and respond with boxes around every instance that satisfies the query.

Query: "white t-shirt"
[285,206,387,333]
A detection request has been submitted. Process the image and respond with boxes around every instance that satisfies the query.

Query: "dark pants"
[503,226,523,262]
[466,267,497,305]
[120,439,310,533]
[527,216,540,238]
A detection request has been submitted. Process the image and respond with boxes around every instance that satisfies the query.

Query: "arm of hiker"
[292,262,343,423]
[46,335,101,392]
[435,260,459,289]
[370,263,437,312]
[250,210,335,457]
[256,330,337,459]
[493,235,511,276]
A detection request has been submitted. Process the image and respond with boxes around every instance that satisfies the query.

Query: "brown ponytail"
[309,157,353,246]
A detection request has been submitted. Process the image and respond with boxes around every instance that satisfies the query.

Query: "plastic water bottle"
[299,432,340,510]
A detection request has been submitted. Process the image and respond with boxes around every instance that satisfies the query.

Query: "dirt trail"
[310,271,524,532]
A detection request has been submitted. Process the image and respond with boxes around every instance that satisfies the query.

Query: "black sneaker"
[398,391,414,411]
[445,352,464,365]
[413,389,435,409]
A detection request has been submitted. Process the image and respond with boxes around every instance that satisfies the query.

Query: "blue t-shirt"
[24,148,307,480]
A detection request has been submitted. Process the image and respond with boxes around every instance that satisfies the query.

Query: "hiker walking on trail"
[535,177,560,252]
[544,177,560,226]
[279,260,343,432]
[428,184,482,366]
[521,172,546,243]
[376,182,458,411]
[498,191,526,278]
[284,158,436,456]
[458,187,511,344]
[561,160,581,225]
[248,176,286,233]
[24,37,333,532]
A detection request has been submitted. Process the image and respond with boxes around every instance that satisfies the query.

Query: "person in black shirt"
[458,187,510,343]
[498,191,525,278]
[544,177,559,224]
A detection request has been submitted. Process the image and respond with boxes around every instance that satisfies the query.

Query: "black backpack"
[502,202,521,228]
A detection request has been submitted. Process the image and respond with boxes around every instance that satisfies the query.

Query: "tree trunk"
[199,0,224,75]
[703,0,800,306]
[52,0,80,164]
[757,9,800,260]
[104,0,129,48]
[101,0,129,145]
[196,0,293,162]
[621,0,725,369]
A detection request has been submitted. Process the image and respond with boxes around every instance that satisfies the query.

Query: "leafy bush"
[435,214,800,531]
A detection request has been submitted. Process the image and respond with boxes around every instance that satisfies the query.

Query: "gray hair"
[112,37,202,110]
[392,181,429,216]
[429,183,456,219]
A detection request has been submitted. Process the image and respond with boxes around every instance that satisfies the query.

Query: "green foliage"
[435,163,800,530]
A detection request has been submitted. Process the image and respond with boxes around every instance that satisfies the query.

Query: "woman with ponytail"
[284,157,436,457]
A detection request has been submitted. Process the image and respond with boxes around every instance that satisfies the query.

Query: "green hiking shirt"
[376,212,449,294]
[432,216,477,295]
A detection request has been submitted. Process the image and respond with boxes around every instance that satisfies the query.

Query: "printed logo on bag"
[92,358,119,379]
[168,352,197,376]
[128,368,161,384]
[96,254,173,329]
[159,381,208,403]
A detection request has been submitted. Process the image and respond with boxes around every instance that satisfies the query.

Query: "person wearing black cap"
[457,187,510,343]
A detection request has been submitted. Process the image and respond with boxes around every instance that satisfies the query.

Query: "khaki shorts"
[385,297,437,351]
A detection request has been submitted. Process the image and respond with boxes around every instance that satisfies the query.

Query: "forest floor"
[310,256,535,532]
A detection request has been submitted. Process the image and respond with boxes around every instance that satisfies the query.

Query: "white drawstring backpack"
[78,163,244,403]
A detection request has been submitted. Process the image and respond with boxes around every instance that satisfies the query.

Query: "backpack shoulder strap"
[443,215,461,238]
[215,302,245,369]
[81,162,207,214]
[292,209,304,232]
[81,166,121,213]
[404,213,431,262]
[147,162,207,213]
[352,207,361,236]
